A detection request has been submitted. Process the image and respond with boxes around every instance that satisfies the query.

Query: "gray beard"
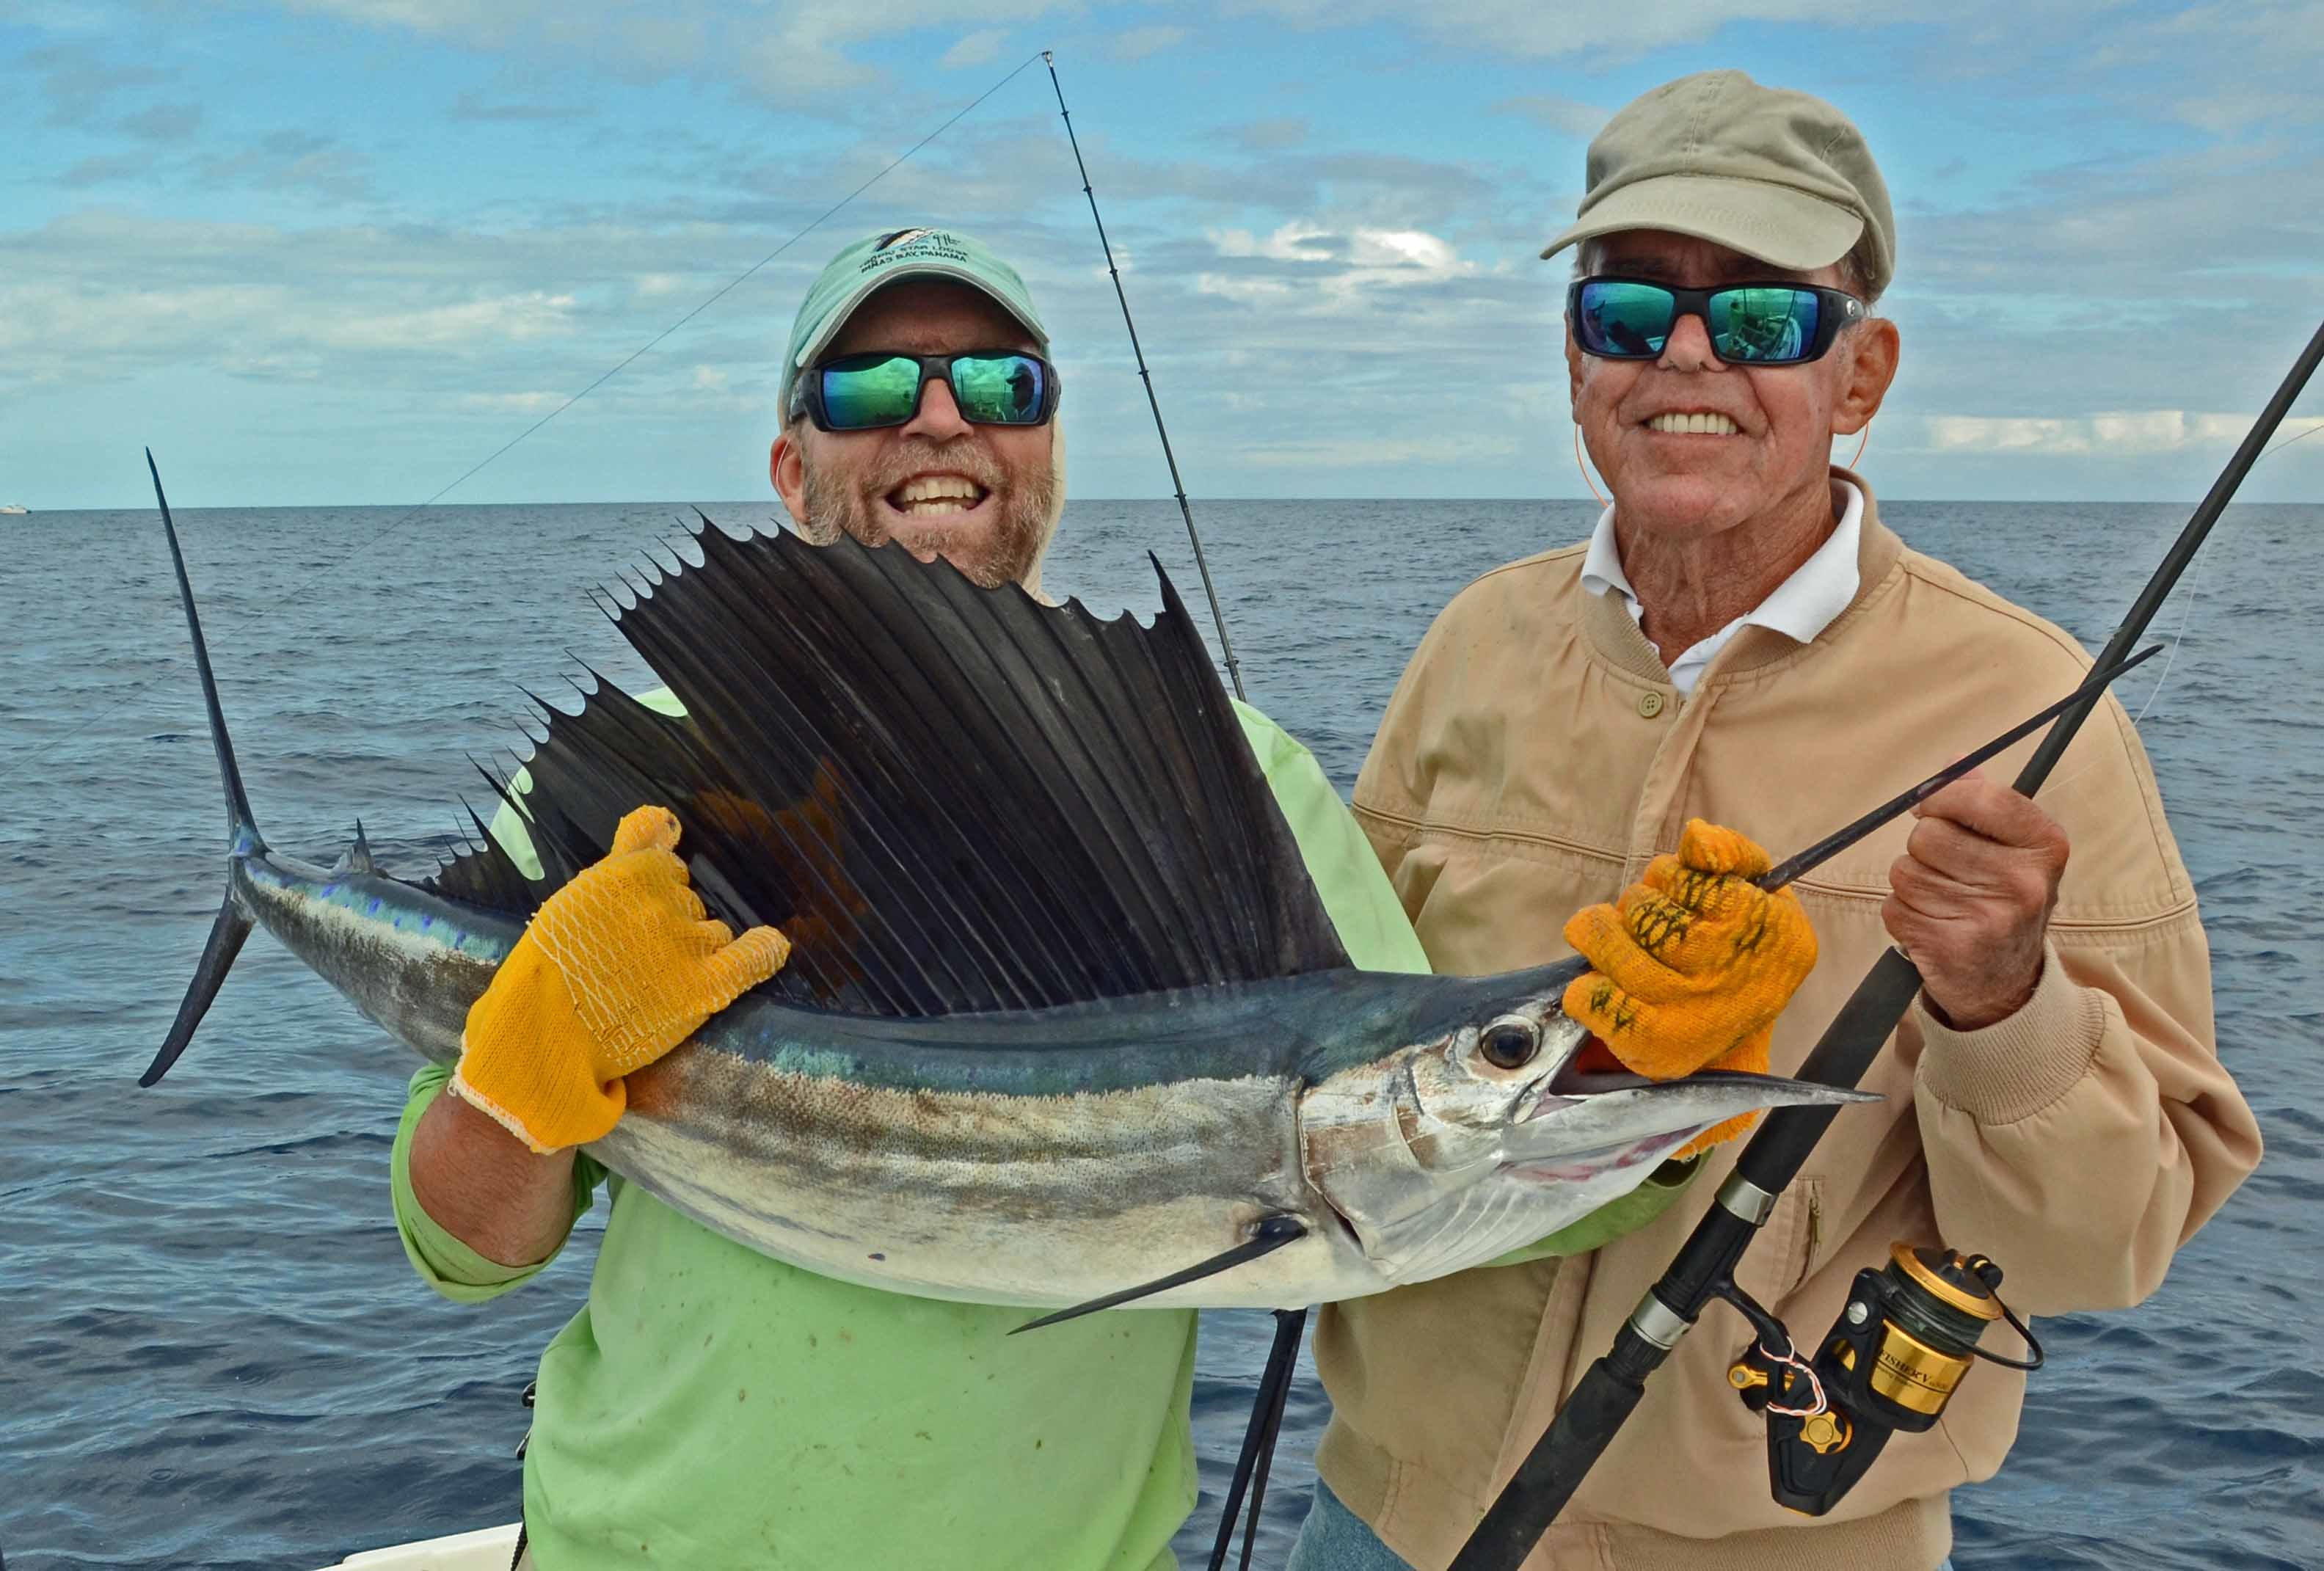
[799,448,1054,591]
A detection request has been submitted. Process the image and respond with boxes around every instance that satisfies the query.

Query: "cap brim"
[790,262,1049,376]
[1540,174,1864,274]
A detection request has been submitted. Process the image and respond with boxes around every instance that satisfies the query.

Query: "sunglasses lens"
[950,353,1047,424]
[819,355,923,428]
[1575,281,1676,358]
[1708,288,1821,364]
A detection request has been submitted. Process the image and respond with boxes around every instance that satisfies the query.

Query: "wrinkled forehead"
[1588,228,1842,290]
[827,277,1042,359]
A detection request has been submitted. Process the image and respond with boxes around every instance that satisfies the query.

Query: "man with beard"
[768,227,1063,592]
[389,226,1818,1570]
[388,227,1441,1571]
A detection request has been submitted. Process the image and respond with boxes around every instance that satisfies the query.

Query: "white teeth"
[888,475,987,519]
[894,475,984,505]
[1648,412,1739,435]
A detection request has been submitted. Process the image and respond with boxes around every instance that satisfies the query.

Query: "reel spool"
[1726,1242,2044,1515]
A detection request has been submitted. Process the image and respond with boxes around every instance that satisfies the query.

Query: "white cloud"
[1492,95,1607,138]
[274,0,1107,99]
[1349,228,1465,272]
[0,280,577,384]
[940,27,1008,68]
[0,211,606,388]
[1205,221,1479,281]
[1227,0,1922,59]
[1209,222,1334,262]
[11,0,2324,508]
[2166,90,2318,134]
[316,292,579,350]
[1919,412,2324,456]
[1109,24,1187,59]
[1239,430,1525,467]
[457,390,570,413]
[1223,117,1308,153]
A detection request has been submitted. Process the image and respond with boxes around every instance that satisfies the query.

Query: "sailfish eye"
[1478,1016,1542,1071]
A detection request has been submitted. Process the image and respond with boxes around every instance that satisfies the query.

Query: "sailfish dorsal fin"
[434,525,1351,1017]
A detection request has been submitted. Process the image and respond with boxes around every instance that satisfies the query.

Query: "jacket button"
[1638,690,1666,718]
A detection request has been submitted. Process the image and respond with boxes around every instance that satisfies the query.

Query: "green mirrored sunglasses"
[1568,278,1867,366]
[798,350,1060,431]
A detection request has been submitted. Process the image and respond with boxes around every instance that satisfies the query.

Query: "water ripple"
[2,500,2316,1571]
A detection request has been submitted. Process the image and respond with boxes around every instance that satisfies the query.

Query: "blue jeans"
[1284,1481,1413,1571]
[1282,1480,1958,1571]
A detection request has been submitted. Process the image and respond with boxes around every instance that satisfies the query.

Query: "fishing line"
[7,50,1049,796]
[2258,415,2324,459]
[1043,51,1281,1567]
[1042,51,1247,701]
[2039,408,2320,796]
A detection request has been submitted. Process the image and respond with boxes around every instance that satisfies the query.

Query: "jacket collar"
[1576,465,1905,688]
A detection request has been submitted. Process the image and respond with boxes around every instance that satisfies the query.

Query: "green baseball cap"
[780,227,1049,411]
[1540,70,1895,299]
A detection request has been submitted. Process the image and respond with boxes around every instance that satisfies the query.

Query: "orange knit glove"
[1562,820,1818,1156]
[452,805,790,1153]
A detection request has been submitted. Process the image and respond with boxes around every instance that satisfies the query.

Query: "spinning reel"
[1722,1242,2044,1516]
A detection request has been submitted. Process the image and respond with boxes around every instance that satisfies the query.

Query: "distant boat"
[0,504,26,514]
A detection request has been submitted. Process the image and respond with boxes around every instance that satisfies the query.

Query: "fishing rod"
[1453,313,2324,1570]
[1043,51,1248,705]
[1041,50,1279,1571]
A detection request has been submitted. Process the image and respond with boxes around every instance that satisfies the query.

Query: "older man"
[1293,71,2262,1571]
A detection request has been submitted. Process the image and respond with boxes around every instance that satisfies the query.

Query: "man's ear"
[771,429,809,526]
[1831,317,1901,437]
[1565,319,1585,418]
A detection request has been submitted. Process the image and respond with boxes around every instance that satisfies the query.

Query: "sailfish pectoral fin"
[1009,1214,1308,1333]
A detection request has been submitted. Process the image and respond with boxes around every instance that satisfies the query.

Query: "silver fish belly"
[233,849,1861,1309]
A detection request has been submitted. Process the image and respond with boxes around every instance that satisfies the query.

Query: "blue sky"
[4,0,2321,508]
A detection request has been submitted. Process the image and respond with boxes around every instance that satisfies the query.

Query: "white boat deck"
[312,1523,520,1570]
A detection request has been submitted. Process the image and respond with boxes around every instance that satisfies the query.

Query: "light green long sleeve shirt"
[390,696,1691,1570]
[391,699,1424,1571]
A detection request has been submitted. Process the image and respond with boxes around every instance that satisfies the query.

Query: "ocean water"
[1,497,2317,1571]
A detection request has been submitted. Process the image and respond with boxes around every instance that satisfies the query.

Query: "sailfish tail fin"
[141,451,260,1086]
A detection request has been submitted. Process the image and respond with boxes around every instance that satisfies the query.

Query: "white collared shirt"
[1580,480,1864,698]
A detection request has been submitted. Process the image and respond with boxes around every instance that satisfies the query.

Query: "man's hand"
[453,805,790,1153]
[1884,769,2069,1032]
[1563,820,1818,1153]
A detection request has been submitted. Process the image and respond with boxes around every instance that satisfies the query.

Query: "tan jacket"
[1318,475,2262,1571]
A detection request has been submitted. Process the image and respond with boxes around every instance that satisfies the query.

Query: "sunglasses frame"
[794,349,1062,433]
[1567,277,1868,366]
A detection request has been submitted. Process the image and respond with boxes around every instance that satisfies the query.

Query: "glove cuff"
[454,937,627,1154]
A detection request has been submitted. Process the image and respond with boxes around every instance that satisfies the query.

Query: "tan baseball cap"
[1540,70,1895,299]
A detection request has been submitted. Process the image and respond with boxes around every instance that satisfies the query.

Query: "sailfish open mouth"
[1545,1034,1631,1096]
